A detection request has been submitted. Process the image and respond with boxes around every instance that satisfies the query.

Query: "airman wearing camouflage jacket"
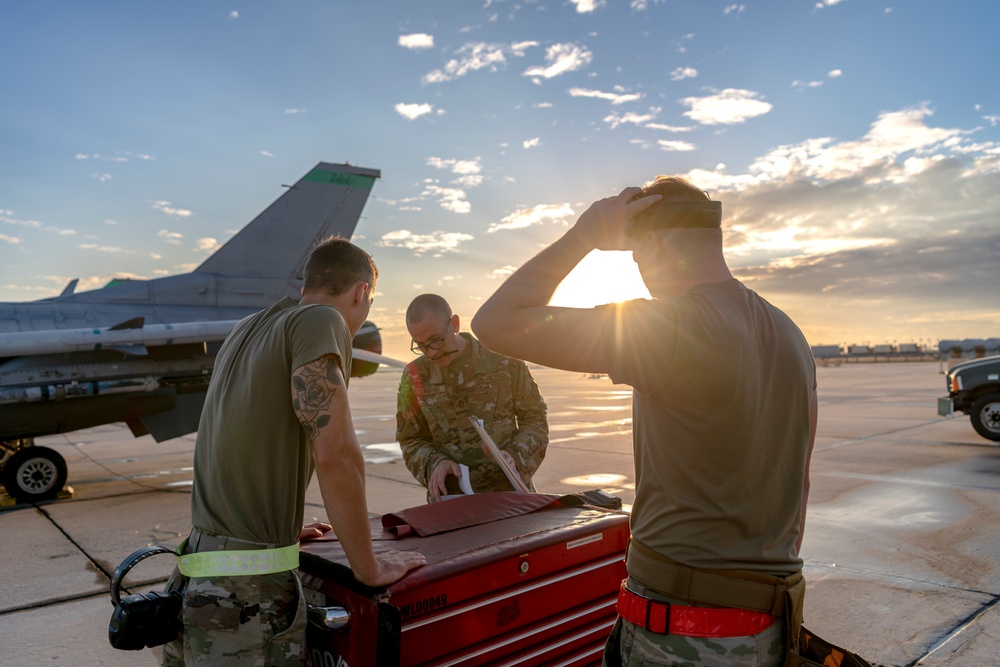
[397,332,549,499]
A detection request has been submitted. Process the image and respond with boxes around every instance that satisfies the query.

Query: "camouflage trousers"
[602,578,785,667]
[161,566,307,666]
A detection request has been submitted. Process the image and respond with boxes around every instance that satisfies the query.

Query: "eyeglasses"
[410,318,453,355]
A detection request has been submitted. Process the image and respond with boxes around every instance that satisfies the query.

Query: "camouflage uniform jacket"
[396,333,549,496]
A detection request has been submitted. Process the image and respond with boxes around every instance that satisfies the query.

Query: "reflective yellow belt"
[175,538,300,577]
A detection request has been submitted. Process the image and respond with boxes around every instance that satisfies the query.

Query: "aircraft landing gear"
[1,440,68,502]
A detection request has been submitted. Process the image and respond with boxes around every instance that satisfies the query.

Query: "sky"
[2,0,998,362]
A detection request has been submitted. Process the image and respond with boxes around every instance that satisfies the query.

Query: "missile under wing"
[0,162,396,502]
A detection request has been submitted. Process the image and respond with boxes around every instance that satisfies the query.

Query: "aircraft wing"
[353,348,405,368]
[0,318,395,447]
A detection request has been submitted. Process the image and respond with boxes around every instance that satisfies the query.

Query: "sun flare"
[550,250,650,308]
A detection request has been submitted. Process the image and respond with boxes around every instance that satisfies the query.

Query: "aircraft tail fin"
[194,163,380,281]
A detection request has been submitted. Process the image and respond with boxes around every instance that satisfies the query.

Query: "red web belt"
[616,580,779,638]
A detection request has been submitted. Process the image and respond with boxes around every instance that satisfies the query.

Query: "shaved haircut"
[406,294,452,324]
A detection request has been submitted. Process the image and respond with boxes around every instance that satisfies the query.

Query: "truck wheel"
[970,393,1000,442]
[1,446,68,501]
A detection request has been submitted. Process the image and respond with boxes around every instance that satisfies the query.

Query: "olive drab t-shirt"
[191,297,353,546]
[601,279,816,580]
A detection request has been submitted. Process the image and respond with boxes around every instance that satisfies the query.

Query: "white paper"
[457,463,474,495]
[468,416,529,493]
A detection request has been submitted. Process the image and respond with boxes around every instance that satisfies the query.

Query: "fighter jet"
[0,162,395,502]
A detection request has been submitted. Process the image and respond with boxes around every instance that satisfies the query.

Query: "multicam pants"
[161,567,307,666]
[602,578,785,667]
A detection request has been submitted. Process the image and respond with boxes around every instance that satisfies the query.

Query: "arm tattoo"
[292,355,344,442]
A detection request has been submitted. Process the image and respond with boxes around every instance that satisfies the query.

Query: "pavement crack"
[803,560,996,598]
[912,594,1000,666]
[35,503,115,583]
[818,418,945,451]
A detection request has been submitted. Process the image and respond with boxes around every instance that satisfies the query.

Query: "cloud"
[661,106,1000,342]
[523,137,541,149]
[284,108,306,114]
[422,183,472,213]
[568,87,643,105]
[646,122,695,132]
[724,4,746,14]
[92,173,112,182]
[152,201,193,217]
[1,210,75,236]
[658,140,696,152]
[486,265,518,279]
[0,233,20,244]
[378,230,474,255]
[195,237,220,253]
[793,70,841,90]
[742,105,968,185]
[399,33,434,50]
[424,42,527,83]
[604,109,660,129]
[670,67,698,81]
[228,10,239,19]
[792,79,824,90]
[74,151,153,162]
[680,88,772,125]
[523,43,593,80]
[395,102,434,120]
[488,203,575,233]
[80,243,127,253]
[157,229,183,245]
[570,0,606,13]
[736,229,999,307]
[426,157,483,189]
[456,175,484,187]
[426,157,482,175]
[75,153,125,162]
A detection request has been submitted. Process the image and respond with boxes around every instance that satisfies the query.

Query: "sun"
[550,250,650,308]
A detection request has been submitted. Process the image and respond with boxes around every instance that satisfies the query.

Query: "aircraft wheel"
[2,446,68,501]
[971,393,1000,442]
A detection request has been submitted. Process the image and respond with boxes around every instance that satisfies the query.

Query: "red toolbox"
[298,493,630,667]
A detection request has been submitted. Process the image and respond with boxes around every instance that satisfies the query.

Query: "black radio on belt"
[108,545,182,651]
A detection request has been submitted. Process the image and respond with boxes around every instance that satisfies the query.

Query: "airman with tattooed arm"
[163,237,424,667]
[292,353,421,586]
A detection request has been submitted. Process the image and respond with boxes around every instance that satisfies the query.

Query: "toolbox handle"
[307,604,351,631]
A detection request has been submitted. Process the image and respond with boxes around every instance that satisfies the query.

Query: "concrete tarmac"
[1,361,997,666]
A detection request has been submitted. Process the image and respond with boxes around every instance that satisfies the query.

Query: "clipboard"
[468,416,530,493]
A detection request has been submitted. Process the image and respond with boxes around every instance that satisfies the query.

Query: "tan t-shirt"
[602,280,815,579]
[191,297,352,546]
